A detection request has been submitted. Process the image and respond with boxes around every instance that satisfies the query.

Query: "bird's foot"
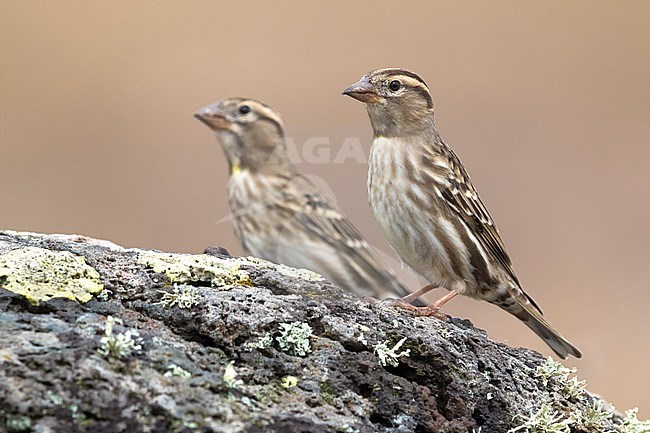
[409,304,450,320]
[410,289,459,319]
[366,288,457,320]
[369,298,449,320]
[372,298,422,313]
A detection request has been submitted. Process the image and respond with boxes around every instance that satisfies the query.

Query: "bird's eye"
[389,80,401,91]
[238,105,251,115]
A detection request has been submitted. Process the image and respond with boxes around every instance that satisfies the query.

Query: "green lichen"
[0,247,103,305]
[373,337,411,367]
[223,361,244,389]
[253,383,285,406]
[508,399,639,433]
[511,358,627,432]
[508,403,572,433]
[248,334,273,350]
[572,399,614,432]
[156,284,200,309]
[535,357,572,387]
[97,316,143,359]
[280,375,298,389]
[621,408,650,433]
[164,364,192,379]
[276,322,312,356]
[95,288,113,302]
[5,415,32,433]
[319,381,337,405]
[535,357,586,400]
[563,376,587,400]
[46,390,64,406]
[234,256,324,281]
[137,251,252,288]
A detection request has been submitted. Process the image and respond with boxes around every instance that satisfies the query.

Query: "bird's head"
[343,68,435,137]
[194,97,292,175]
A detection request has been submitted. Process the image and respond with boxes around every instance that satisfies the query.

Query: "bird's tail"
[505,294,582,359]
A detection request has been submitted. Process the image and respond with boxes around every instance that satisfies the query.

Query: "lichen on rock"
[0,246,103,305]
[137,250,252,287]
[235,256,325,281]
[0,231,644,433]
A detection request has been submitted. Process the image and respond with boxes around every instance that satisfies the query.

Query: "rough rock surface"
[0,231,627,433]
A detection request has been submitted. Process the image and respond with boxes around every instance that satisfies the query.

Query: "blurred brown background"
[1,1,648,415]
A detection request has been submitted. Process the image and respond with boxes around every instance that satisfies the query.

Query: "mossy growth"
[319,381,337,405]
[137,251,252,288]
[0,247,103,305]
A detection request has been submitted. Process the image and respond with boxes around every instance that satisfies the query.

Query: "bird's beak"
[342,77,380,103]
[193,104,231,131]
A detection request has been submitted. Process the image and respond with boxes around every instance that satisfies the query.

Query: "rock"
[0,231,633,433]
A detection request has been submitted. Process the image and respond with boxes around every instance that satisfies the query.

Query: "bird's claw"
[375,298,421,312]
[411,305,450,320]
[367,297,449,320]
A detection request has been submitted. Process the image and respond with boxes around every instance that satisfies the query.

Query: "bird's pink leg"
[401,283,439,304]
[412,289,458,317]
[376,284,442,312]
